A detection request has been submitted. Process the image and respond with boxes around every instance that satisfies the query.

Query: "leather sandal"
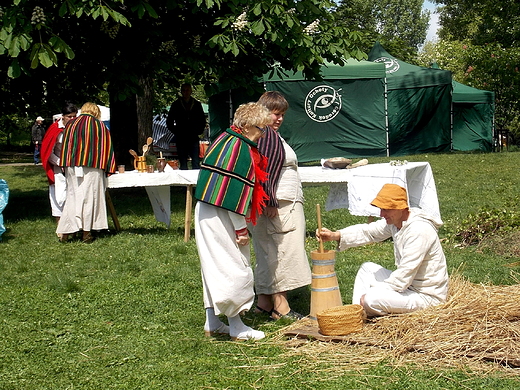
[271,309,304,321]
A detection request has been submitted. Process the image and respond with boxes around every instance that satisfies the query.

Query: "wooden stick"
[316,204,324,253]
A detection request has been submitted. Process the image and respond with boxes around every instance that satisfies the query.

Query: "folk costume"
[56,114,116,236]
[344,208,449,317]
[41,119,67,217]
[195,127,268,318]
[250,128,311,297]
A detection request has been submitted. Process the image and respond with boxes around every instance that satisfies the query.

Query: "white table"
[107,162,440,241]
[107,167,198,242]
[299,162,440,219]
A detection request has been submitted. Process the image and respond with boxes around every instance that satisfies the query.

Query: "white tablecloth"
[107,162,441,227]
[107,166,199,227]
[298,162,440,219]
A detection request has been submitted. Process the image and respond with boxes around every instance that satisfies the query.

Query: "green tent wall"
[452,81,495,152]
[368,43,453,156]
[264,59,388,162]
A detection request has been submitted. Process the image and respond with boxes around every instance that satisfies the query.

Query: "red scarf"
[41,122,63,184]
[247,146,269,225]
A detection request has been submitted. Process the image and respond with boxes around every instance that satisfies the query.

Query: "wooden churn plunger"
[309,204,343,321]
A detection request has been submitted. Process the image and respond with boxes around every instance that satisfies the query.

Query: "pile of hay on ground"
[279,274,520,374]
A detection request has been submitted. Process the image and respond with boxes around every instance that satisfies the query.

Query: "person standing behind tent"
[250,91,311,320]
[41,102,78,230]
[195,102,271,341]
[31,116,46,164]
[166,83,206,170]
[57,102,116,243]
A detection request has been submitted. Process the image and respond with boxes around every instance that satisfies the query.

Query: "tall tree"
[335,0,430,61]
[430,0,520,145]
[434,0,520,47]
[0,1,364,161]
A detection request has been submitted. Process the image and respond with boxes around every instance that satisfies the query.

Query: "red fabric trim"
[247,147,269,225]
[40,122,62,184]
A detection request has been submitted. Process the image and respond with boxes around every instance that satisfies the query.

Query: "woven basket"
[317,304,364,336]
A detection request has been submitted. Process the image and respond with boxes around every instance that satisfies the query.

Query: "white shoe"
[204,322,230,337]
[230,328,265,341]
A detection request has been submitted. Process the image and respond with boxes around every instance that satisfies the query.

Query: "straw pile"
[279,273,520,374]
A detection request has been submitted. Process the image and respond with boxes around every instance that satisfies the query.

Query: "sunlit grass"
[1,152,520,388]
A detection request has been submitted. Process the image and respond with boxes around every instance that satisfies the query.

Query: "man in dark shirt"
[32,116,45,164]
[166,84,206,170]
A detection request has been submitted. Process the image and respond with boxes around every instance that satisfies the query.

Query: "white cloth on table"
[145,186,171,227]
[57,167,108,234]
[319,162,441,220]
[195,201,254,318]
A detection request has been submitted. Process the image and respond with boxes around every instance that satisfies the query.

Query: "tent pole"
[384,77,389,157]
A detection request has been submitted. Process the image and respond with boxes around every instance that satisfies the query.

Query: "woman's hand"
[235,228,249,246]
[316,227,341,243]
[263,205,278,219]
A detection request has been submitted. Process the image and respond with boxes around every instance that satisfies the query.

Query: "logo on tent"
[305,85,342,123]
[374,56,400,73]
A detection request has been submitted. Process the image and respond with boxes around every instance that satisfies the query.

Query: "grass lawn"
[1,151,520,389]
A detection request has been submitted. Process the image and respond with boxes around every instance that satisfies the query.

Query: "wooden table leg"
[184,185,194,242]
[105,190,121,231]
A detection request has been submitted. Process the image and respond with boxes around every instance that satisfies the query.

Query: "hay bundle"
[281,274,520,372]
[349,274,520,367]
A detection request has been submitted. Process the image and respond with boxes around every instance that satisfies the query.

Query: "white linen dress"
[56,167,108,234]
[251,136,312,295]
[195,201,255,318]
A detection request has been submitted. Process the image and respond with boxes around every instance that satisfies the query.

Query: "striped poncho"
[195,127,268,224]
[60,114,116,173]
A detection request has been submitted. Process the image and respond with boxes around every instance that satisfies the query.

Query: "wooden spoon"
[129,149,138,158]
[142,144,149,156]
[146,136,153,146]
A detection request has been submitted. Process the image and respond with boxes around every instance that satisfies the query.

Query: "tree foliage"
[426,0,520,145]
[335,0,429,61]
[0,0,364,158]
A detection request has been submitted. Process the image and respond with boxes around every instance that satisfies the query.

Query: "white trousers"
[195,202,254,318]
[352,262,439,317]
[49,172,66,217]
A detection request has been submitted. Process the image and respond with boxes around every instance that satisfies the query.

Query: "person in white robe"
[317,183,449,317]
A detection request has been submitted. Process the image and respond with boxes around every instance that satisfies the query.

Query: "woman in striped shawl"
[194,102,271,341]
[250,91,311,321]
[57,102,116,243]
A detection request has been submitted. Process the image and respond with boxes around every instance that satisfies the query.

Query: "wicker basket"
[317,304,364,336]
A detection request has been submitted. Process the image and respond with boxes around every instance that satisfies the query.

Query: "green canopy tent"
[208,59,388,162]
[368,43,453,156]
[263,59,388,162]
[451,81,495,152]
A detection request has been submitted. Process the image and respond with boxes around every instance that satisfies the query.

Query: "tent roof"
[263,58,386,82]
[431,62,494,104]
[452,81,494,104]
[368,42,452,88]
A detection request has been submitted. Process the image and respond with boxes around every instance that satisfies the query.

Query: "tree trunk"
[136,75,154,153]
[109,92,138,169]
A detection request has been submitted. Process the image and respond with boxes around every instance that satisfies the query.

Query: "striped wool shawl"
[60,114,116,173]
[195,128,267,219]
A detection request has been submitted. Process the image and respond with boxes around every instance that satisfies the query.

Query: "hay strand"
[278,273,520,375]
